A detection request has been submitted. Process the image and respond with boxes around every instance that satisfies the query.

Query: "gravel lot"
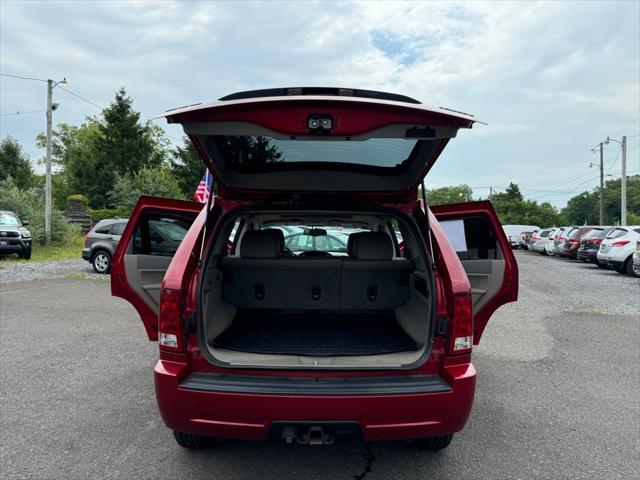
[0,258,102,284]
[1,251,639,479]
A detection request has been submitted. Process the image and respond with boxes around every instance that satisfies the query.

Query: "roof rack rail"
[218,87,421,104]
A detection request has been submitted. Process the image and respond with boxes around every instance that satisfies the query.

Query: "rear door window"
[133,214,194,256]
[95,223,113,235]
[440,216,499,260]
[111,222,126,236]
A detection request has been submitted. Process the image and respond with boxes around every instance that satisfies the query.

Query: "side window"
[440,216,500,260]
[95,224,113,235]
[111,222,126,236]
[133,214,194,256]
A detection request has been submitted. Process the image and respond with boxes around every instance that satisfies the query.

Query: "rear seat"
[342,232,411,309]
[221,230,342,309]
[220,230,411,311]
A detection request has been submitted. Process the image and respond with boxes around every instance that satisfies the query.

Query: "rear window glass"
[204,135,431,172]
[540,230,550,237]
[606,228,628,239]
[567,228,580,238]
[582,229,602,239]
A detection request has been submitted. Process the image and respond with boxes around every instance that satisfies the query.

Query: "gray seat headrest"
[240,229,284,259]
[348,232,393,260]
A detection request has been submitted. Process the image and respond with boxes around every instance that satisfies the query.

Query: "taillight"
[84,234,89,246]
[159,289,183,351]
[449,294,473,354]
[569,239,579,244]
[612,240,630,247]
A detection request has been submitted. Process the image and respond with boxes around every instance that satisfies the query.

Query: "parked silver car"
[82,218,128,273]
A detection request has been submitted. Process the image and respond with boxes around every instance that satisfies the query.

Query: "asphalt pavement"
[1,251,638,479]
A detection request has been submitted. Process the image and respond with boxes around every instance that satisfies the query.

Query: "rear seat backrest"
[342,232,411,309]
[221,230,342,310]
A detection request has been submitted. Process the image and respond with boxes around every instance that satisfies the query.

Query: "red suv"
[111,88,518,450]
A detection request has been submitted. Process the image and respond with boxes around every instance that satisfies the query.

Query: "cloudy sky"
[1,0,638,207]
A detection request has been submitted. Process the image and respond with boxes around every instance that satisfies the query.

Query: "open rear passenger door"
[111,196,202,340]
[432,201,518,343]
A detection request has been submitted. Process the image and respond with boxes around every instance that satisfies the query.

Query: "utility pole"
[45,80,53,247]
[489,186,493,201]
[598,142,604,225]
[605,135,628,226]
[44,77,67,246]
[621,135,627,226]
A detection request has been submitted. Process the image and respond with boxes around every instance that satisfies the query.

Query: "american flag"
[193,170,213,203]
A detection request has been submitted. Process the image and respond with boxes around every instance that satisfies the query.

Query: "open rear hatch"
[160,87,478,200]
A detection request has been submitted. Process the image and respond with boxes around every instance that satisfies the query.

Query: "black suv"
[0,210,32,259]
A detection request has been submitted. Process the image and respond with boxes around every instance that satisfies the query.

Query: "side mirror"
[22,220,29,226]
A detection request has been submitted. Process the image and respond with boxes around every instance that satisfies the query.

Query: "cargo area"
[199,210,434,369]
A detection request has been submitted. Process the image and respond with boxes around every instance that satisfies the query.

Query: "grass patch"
[0,234,85,265]
[65,272,88,279]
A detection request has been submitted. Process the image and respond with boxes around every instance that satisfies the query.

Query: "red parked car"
[111,88,518,450]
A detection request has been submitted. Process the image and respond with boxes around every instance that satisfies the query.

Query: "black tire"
[415,434,453,451]
[612,264,625,274]
[173,430,208,449]
[625,257,640,278]
[20,248,32,260]
[91,251,111,274]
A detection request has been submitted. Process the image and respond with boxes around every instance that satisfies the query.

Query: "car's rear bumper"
[82,248,91,261]
[154,360,476,441]
[577,249,598,262]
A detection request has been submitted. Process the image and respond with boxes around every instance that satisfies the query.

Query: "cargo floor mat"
[212,312,417,357]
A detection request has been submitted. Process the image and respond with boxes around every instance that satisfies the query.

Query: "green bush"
[109,166,184,210]
[67,194,89,209]
[89,207,130,222]
[0,177,79,246]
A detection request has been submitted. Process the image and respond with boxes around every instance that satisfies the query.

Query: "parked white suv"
[597,226,640,277]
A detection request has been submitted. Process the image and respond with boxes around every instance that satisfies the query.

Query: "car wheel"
[92,251,111,274]
[625,257,640,278]
[173,430,208,449]
[415,434,453,451]
[20,248,32,260]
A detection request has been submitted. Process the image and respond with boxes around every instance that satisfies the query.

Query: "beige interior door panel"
[124,254,173,313]
[461,259,504,312]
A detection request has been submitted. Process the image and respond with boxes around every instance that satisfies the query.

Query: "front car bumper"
[154,360,476,441]
[0,238,31,254]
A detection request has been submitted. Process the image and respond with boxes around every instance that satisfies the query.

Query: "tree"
[504,182,523,202]
[170,138,207,197]
[0,136,34,189]
[491,183,561,226]
[561,175,640,225]
[109,166,184,210]
[36,89,170,208]
[427,184,474,205]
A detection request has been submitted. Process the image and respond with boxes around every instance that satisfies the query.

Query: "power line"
[605,144,622,172]
[57,86,103,110]
[0,72,47,83]
[530,174,601,200]
[0,109,45,116]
